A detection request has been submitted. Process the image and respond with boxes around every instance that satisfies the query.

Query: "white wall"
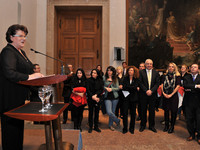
[0,0,47,75]
[0,0,126,73]
[109,0,126,68]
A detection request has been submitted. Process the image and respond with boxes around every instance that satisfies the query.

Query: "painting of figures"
[127,0,200,68]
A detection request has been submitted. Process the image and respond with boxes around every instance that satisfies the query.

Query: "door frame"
[55,6,103,101]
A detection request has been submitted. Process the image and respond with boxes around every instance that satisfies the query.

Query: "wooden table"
[4,102,69,150]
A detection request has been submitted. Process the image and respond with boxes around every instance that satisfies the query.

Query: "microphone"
[30,48,65,75]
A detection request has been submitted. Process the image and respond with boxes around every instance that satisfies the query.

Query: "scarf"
[163,73,176,94]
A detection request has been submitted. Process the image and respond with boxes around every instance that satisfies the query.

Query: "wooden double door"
[57,9,102,101]
[57,9,102,76]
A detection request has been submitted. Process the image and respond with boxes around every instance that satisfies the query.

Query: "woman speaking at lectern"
[0,24,43,150]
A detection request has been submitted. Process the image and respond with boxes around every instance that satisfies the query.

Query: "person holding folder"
[122,67,139,134]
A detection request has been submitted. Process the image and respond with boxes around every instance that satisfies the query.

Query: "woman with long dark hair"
[161,63,181,133]
[122,67,139,134]
[87,69,104,133]
[70,68,87,131]
[103,66,120,131]
[96,65,104,77]
[115,66,124,118]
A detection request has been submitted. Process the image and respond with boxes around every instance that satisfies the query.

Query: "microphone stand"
[30,48,65,75]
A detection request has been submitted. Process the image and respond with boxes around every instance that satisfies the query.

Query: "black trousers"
[123,100,137,130]
[140,94,156,128]
[63,97,74,121]
[88,100,100,128]
[164,111,177,127]
[115,92,124,117]
[137,94,142,118]
[185,96,200,139]
[1,114,24,150]
[72,104,85,129]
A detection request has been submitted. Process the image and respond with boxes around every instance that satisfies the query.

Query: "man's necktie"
[193,75,195,82]
[147,70,151,89]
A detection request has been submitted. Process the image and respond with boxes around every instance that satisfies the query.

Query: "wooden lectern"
[4,75,73,150]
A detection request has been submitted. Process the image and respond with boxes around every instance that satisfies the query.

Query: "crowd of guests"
[62,60,200,145]
[0,24,200,150]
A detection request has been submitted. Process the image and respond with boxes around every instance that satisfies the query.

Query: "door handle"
[97,49,99,59]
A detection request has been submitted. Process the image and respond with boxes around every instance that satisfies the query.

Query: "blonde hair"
[181,64,188,72]
[165,62,180,76]
[116,66,123,72]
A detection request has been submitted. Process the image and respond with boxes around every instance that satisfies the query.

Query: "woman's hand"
[119,85,123,89]
[106,88,112,92]
[137,87,140,91]
[163,92,172,99]
[96,97,100,103]
[92,94,97,100]
[28,73,44,80]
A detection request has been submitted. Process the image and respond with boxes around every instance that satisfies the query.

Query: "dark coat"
[62,73,75,98]
[122,76,138,102]
[0,44,33,114]
[183,73,200,105]
[139,69,160,95]
[86,77,104,102]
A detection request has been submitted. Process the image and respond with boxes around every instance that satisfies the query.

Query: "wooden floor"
[0,109,200,150]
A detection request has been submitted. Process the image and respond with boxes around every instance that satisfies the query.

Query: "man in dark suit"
[139,59,160,133]
[183,64,200,145]
[62,64,75,124]
[122,61,127,76]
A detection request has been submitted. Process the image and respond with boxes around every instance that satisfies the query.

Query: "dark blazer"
[139,69,160,94]
[62,73,75,98]
[86,77,104,102]
[122,76,138,102]
[0,44,33,114]
[183,74,200,96]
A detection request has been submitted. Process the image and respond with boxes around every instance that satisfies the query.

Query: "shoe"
[116,120,120,127]
[160,120,165,125]
[197,139,200,145]
[186,136,194,141]
[122,128,128,134]
[129,128,134,134]
[149,127,157,133]
[139,126,145,132]
[94,127,101,132]
[136,117,141,121]
[88,128,92,133]
[163,126,169,132]
[168,126,174,134]
[77,127,82,132]
[109,126,115,131]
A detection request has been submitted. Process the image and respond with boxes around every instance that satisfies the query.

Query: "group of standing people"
[63,59,200,145]
[0,24,200,150]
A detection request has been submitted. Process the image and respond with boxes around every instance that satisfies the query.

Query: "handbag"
[100,81,112,115]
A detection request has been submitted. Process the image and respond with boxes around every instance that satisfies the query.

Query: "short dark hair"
[191,63,199,69]
[6,24,28,43]
[122,62,127,65]
[33,64,39,69]
[139,62,145,65]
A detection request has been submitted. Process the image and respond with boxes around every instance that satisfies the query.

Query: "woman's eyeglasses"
[13,35,27,39]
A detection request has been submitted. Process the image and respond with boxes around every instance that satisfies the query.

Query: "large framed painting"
[127,0,200,69]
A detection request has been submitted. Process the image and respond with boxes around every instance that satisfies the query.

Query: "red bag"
[70,87,87,107]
